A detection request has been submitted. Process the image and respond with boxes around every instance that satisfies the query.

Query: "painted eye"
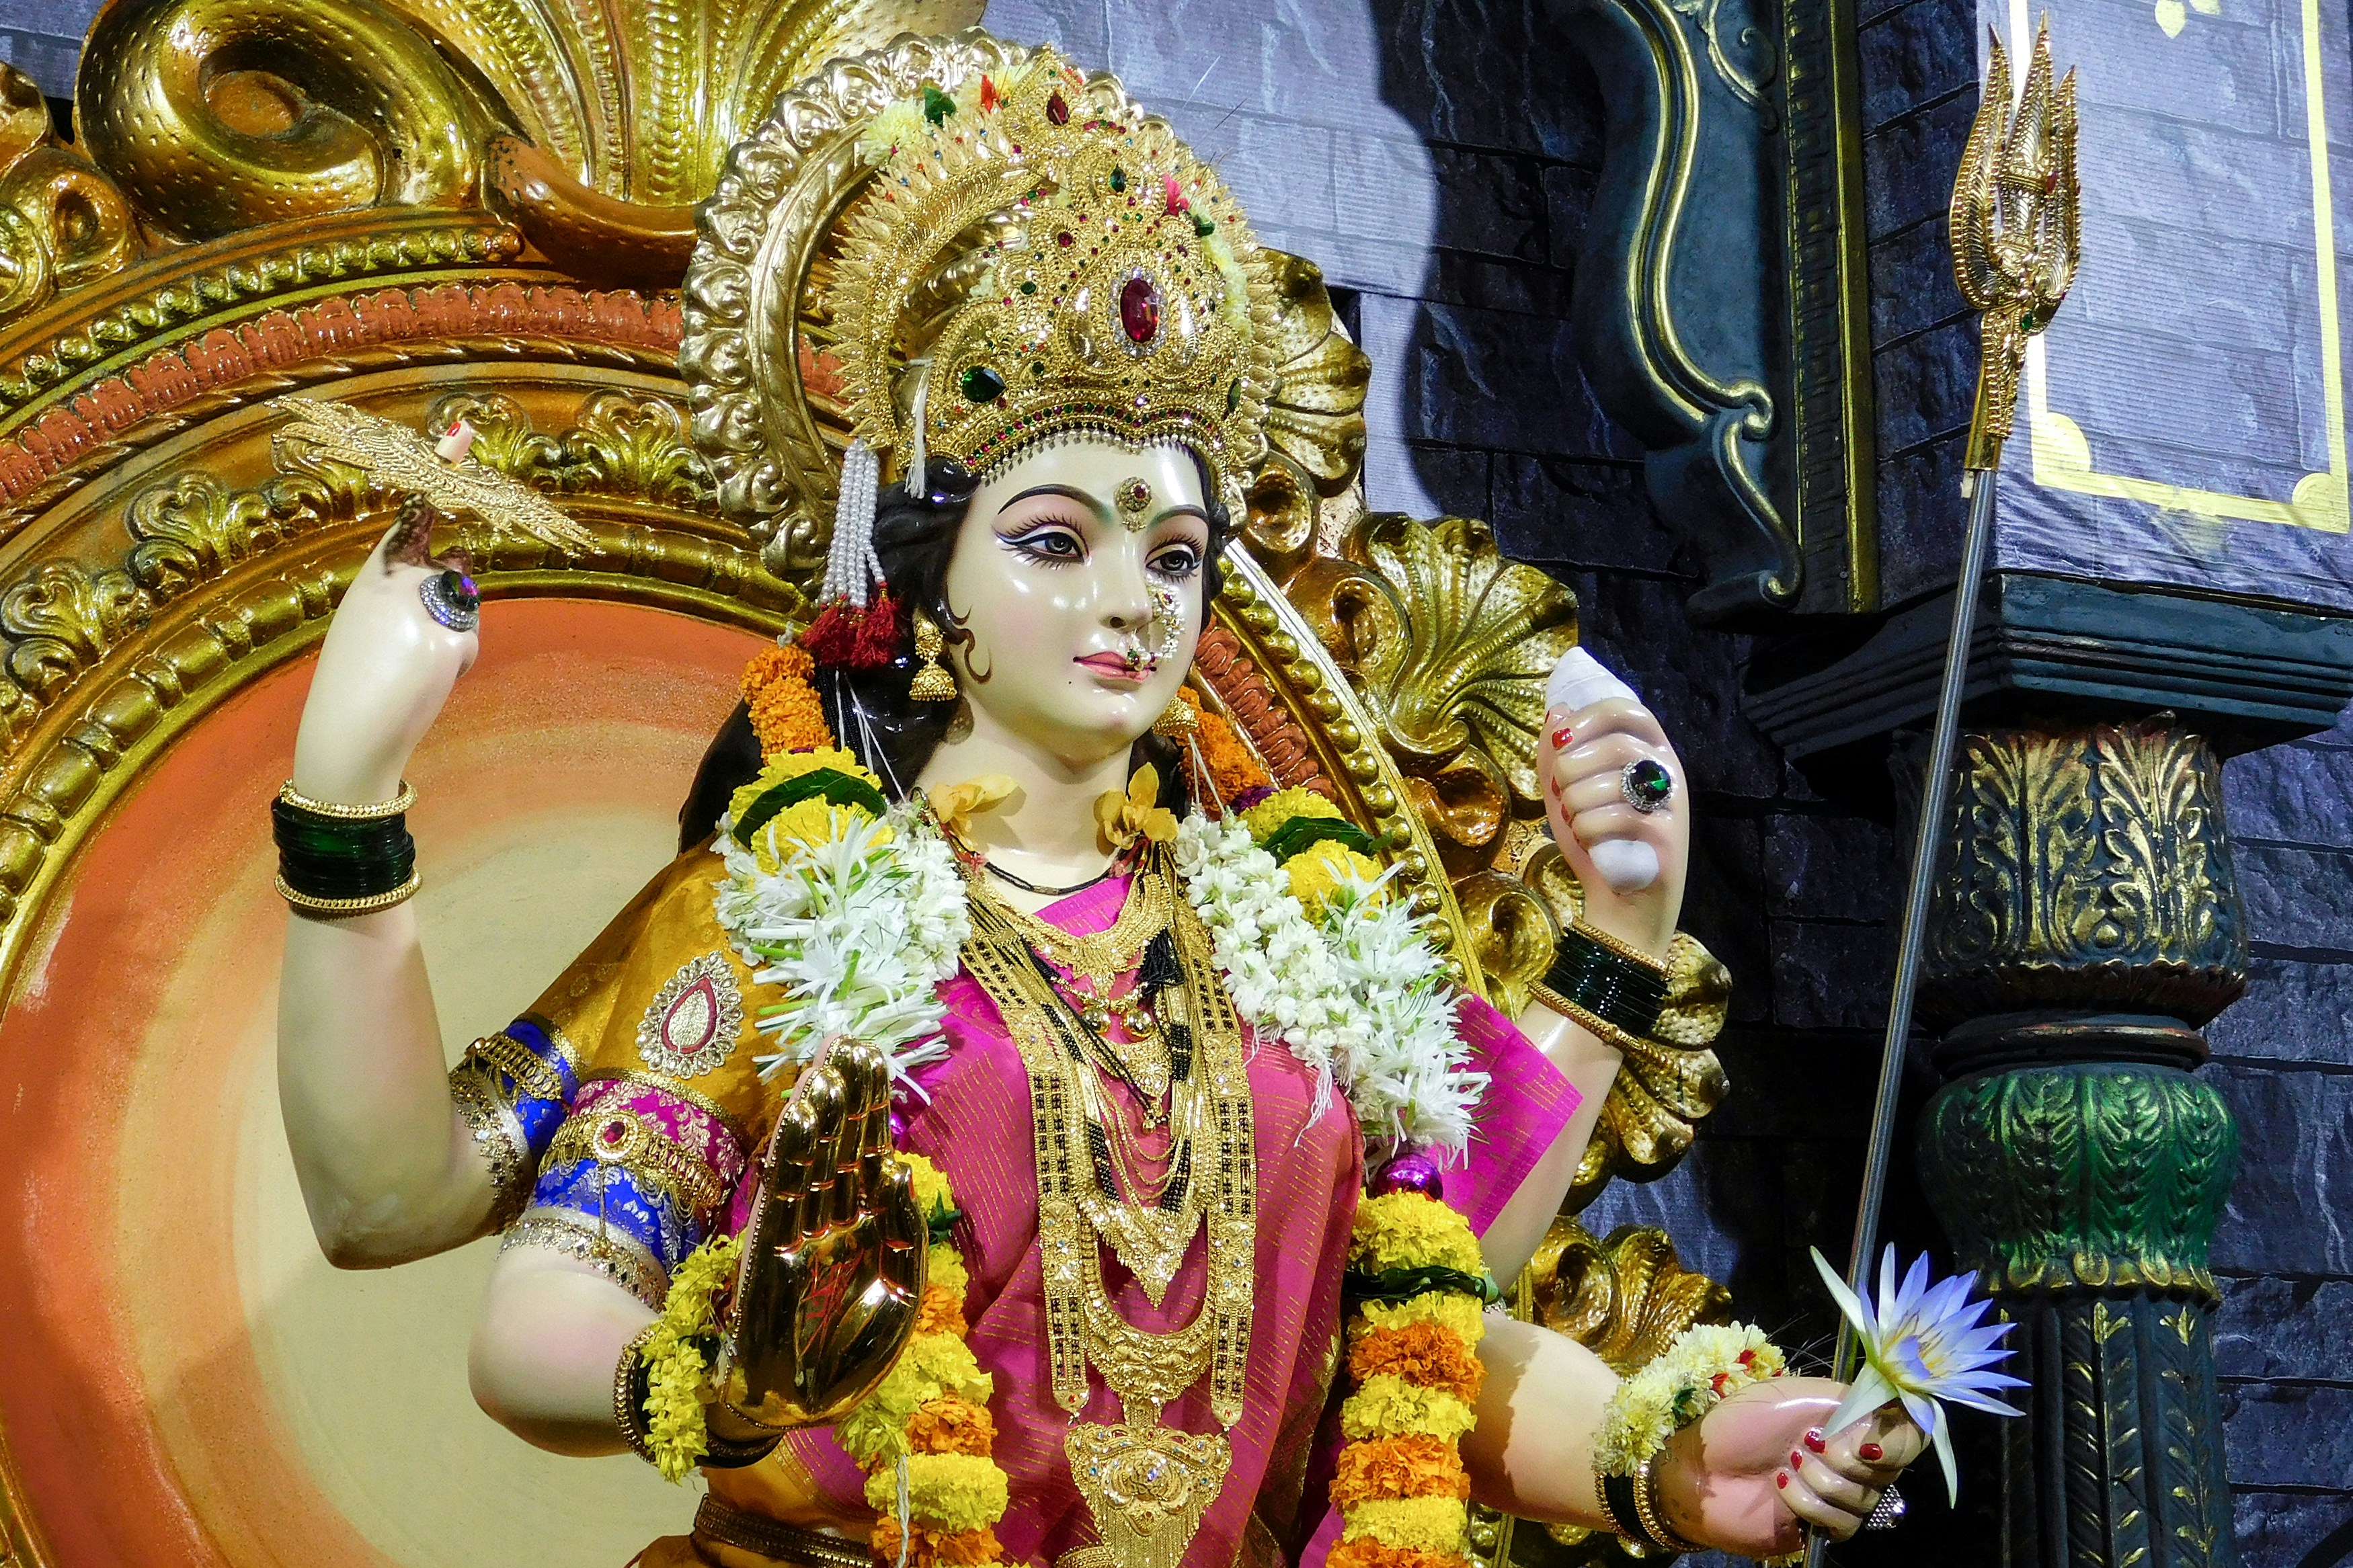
[1008,527,1083,560]
[1152,544,1203,577]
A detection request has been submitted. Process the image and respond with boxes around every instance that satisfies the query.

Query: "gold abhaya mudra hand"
[722,1040,926,1429]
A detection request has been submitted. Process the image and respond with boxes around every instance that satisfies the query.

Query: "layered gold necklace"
[959,851,1255,1568]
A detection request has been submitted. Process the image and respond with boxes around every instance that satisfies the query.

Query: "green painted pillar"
[1914,718,2245,1568]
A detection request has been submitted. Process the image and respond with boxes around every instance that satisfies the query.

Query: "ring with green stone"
[1620,757,1674,814]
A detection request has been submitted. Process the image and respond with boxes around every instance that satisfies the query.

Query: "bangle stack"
[1599,1456,1704,1555]
[272,780,420,916]
[1531,919,1668,1049]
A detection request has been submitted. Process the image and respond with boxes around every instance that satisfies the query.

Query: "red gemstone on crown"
[1047,91,1070,125]
[1119,276,1160,343]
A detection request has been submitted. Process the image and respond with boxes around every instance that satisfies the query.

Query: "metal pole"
[1800,466,1997,1568]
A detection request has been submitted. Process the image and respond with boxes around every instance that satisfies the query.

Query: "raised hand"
[722,1039,926,1430]
[1657,1377,1927,1555]
[1536,688,1690,960]
[290,494,480,804]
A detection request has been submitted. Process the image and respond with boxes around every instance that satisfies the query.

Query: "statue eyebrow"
[996,483,1107,520]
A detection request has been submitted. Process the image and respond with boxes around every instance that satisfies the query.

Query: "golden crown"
[825,52,1280,508]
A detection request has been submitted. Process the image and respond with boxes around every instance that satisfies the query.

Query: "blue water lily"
[1810,1245,2026,1506]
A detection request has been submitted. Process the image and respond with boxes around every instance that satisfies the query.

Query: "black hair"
[678,450,1236,851]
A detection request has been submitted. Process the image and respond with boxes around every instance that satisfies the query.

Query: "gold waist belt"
[692,1496,869,1568]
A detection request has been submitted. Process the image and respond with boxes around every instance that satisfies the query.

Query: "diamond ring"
[420,567,481,632]
[1620,757,1674,814]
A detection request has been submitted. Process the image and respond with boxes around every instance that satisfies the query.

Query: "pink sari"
[782,876,1581,1567]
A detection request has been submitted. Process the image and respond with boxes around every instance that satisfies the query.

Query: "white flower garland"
[1172,813,1484,1159]
[711,804,969,1083]
[712,802,1481,1155]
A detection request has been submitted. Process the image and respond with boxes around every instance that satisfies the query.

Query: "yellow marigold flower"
[835,1331,995,1467]
[728,747,879,825]
[865,1452,1011,1533]
[904,1152,956,1222]
[1340,1374,1478,1443]
[1352,1294,1488,1347]
[1342,1497,1469,1556]
[929,1243,970,1301]
[1351,1192,1485,1277]
[1283,840,1386,921]
[1242,785,1343,843]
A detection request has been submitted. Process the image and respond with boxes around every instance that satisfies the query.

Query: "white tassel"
[823,438,883,608]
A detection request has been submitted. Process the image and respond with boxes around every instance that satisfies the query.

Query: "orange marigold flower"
[1330,1435,1470,1510]
[1349,1321,1486,1405]
[905,1395,996,1457]
[1187,692,1269,801]
[1326,1535,1467,1568]
[742,643,835,757]
[871,1522,1004,1568]
[916,1280,968,1339]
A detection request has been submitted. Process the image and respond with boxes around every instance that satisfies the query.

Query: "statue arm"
[1479,692,1691,1281]
[278,511,493,1266]
[1464,1316,1927,1555]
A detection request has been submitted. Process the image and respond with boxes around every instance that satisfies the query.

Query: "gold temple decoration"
[1950,17,2081,473]
[274,398,598,550]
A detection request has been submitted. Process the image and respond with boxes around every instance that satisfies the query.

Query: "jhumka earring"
[1154,694,1199,737]
[909,611,957,702]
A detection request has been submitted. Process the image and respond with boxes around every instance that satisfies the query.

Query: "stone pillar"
[1913,718,2245,1568]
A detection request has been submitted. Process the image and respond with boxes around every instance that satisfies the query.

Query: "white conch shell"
[1544,647,1661,895]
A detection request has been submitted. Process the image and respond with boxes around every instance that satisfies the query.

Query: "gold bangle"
[614,1321,663,1464]
[276,871,422,917]
[1633,1451,1705,1554]
[1529,981,1644,1052]
[1570,917,1669,977]
[278,779,417,819]
[466,1030,567,1104]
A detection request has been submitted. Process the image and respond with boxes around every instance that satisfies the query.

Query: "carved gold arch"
[0,7,1729,1566]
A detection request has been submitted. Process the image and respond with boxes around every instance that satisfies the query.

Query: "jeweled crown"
[826,52,1279,507]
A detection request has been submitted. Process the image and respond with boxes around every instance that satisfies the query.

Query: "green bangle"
[1542,923,1667,1040]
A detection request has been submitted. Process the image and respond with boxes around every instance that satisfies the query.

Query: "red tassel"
[799,587,904,671]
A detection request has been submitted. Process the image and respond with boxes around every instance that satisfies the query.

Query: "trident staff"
[1806,17,2079,1563]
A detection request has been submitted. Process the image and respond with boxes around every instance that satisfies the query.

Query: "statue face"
[939,439,1209,766]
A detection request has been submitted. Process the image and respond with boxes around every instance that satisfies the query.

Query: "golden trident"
[1811,22,2082,1561]
[1950,17,2082,477]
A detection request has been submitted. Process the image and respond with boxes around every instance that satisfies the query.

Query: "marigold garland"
[742,643,836,757]
[635,1231,744,1483]
[832,1153,1010,1567]
[1336,1190,1492,1568]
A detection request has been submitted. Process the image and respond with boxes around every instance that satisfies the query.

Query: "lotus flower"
[1810,1245,2026,1506]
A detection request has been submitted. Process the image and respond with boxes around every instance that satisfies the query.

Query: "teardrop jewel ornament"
[1119,275,1161,347]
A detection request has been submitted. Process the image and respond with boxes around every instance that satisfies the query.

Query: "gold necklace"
[960,878,1255,1568]
[970,863,1172,993]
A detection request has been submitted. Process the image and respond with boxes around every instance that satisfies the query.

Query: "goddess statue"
[272,37,1926,1568]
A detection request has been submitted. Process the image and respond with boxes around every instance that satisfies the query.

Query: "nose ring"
[1150,583,1185,663]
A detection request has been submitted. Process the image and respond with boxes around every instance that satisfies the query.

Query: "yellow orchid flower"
[930,774,1017,843]
[1094,764,1179,852]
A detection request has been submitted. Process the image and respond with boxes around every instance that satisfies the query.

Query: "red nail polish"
[1803,1429,1827,1454]
[1776,1472,1789,1489]
[1791,1451,1805,1468]
[1551,725,1574,749]
[1860,1442,1884,1462]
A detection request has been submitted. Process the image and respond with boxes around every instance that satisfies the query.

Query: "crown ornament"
[826,53,1279,513]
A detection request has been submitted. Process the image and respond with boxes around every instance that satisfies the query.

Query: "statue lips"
[1076,651,1154,685]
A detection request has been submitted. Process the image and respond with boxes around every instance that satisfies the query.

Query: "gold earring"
[908,612,957,702]
[1153,690,1199,738]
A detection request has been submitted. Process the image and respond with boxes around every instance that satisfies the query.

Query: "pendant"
[1066,1419,1232,1568]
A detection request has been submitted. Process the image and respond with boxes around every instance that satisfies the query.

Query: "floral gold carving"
[1923,719,2247,1026]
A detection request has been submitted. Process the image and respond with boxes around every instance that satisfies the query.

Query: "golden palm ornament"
[274,397,599,551]
[1949,17,2081,472]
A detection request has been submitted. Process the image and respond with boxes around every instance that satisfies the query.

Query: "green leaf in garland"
[928,1197,967,1247]
[1343,1263,1504,1308]
[735,768,889,843]
[1260,813,1382,866]
[923,85,956,126]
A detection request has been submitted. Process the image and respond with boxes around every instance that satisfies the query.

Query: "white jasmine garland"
[713,801,1481,1155]
[1173,813,1484,1159]
[711,804,969,1085]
